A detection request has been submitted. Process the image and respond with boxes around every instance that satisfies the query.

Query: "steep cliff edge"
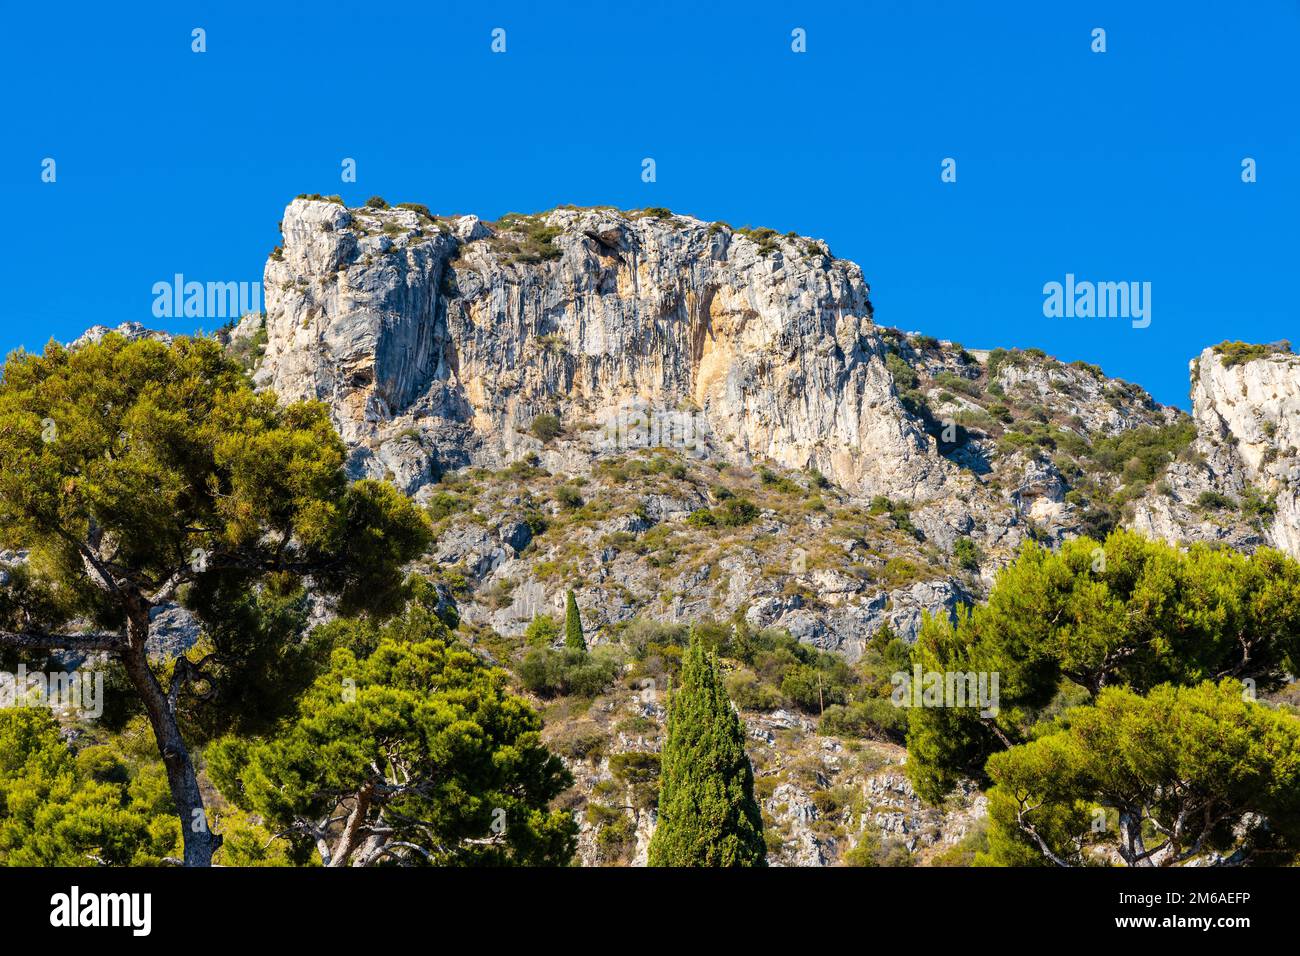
[83,199,1300,664]
[1131,341,1300,555]
[257,198,948,501]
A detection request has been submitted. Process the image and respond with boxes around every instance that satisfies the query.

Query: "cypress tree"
[563,589,586,650]
[648,630,767,866]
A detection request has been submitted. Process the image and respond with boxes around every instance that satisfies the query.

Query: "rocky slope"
[240,198,1295,653]
[549,681,986,867]
[251,197,1300,563]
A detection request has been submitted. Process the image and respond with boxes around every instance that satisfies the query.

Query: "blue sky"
[3,0,1296,409]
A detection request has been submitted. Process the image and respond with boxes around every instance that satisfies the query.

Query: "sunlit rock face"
[257,199,949,502]
[1131,344,1300,558]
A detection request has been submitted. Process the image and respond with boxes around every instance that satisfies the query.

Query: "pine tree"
[0,333,431,865]
[648,630,767,866]
[209,592,577,866]
[564,589,586,650]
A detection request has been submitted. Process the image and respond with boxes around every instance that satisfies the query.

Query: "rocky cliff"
[1132,342,1300,556]
[257,198,947,502]
[254,199,1300,557]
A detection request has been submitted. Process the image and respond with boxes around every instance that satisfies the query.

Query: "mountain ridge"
[71,196,1300,650]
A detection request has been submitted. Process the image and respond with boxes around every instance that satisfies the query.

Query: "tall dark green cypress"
[563,589,586,650]
[648,630,767,866]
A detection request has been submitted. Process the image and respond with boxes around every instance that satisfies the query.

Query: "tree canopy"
[983,680,1300,866]
[208,593,577,866]
[0,333,432,865]
[0,708,178,866]
[905,528,1300,866]
[906,529,1300,804]
[564,589,586,650]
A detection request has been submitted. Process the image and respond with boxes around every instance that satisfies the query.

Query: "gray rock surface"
[257,199,950,501]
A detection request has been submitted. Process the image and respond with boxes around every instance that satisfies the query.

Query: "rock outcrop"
[66,203,1300,665]
[1131,343,1300,556]
[257,199,950,502]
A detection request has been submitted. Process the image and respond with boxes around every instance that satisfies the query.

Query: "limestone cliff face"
[1132,344,1300,557]
[257,199,948,501]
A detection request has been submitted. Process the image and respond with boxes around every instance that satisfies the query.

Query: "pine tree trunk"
[120,609,217,867]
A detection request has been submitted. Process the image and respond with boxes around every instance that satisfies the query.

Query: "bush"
[609,752,661,811]
[365,196,389,209]
[758,466,799,493]
[524,613,561,647]
[554,484,584,509]
[616,618,690,658]
[530,414,563,442]
[587,804,636,862]
[1197,490,1235,511]
[545,721,607,760]
[953,536,979,571]
[934,371,980,397]
[1241,486,1277,522]
[227,321,268,372]
[870,497,919,538]
[502,457,547,481]
[1090,421,1196,483]
[1213,340,1291,368]
[819,699,907,741]
[716,498,758,527]
[885,352,918,391]
[736,225,780,255]
[725,668,783,711]
[844,828,914,867]
[686,508,717,529]
[426,491,470,522]
[1077,497,1120,539]
[518,646,621,698]
[781,664,848,711]
[497,214,564,263]
[931,821,990,866]
[985,348,1011,381]
[882,557,922,585]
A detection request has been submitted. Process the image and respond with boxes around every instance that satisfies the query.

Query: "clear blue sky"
[3,0,1296,409]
